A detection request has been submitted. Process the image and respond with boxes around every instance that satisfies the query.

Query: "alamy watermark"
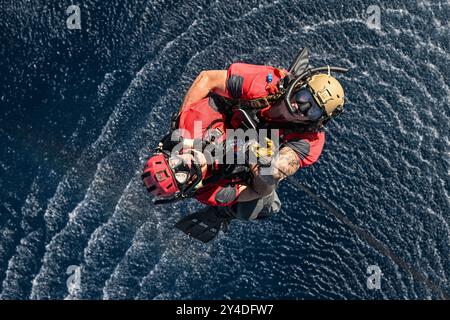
[63,4,381,32]
[66,5,81,30]
[366,5,381,30]
[165,122,281,176]
[66,265,81,295]
[366,265,382,290]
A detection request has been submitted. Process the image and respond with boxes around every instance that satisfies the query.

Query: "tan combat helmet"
[307,74,345,117]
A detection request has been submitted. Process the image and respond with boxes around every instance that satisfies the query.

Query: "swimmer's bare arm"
[179,70,227,111]
[237,147,300,202]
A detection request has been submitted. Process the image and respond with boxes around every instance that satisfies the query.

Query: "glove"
[246,138,275,167]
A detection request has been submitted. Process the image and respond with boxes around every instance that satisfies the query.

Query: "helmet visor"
[262,87,326,124]
[293,88,324,121]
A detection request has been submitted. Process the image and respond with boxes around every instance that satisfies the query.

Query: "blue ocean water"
[0,0,448,299]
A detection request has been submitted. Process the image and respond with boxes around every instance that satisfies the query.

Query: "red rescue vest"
[177,63,325,206]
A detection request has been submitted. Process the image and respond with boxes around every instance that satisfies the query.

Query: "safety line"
[286,176,450,300]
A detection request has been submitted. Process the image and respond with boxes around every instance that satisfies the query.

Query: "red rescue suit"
[177,63,325,206]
